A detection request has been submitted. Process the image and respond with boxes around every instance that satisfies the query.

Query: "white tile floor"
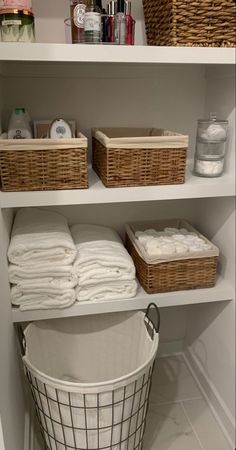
[143,355,232,450]
[34,355,233,450]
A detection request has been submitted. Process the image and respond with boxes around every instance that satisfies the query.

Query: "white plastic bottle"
[7,108,33,139]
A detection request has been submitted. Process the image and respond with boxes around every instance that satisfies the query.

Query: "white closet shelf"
[0,169,235,208]
[12,276,234,323]
[0,43,235,65]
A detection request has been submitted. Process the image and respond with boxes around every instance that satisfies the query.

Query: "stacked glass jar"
[194,113,229,177]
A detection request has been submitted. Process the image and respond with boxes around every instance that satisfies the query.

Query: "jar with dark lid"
[0,8,35,42]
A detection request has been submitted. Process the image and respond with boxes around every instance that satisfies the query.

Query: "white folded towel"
[8,208,76,266]
[8,264,77,289]
[11,286,76,311]
[76,279,138,302]
[71,224,136,286]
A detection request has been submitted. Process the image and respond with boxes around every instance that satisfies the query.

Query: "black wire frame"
[25,360,155,450]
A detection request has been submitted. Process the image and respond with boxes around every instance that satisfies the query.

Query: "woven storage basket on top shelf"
[92,128,188,188]
[126,220,219,294]
[142,0,236,47]
[0,133,88,191]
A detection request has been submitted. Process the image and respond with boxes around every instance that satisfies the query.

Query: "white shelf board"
[12,276,234,323]
[0,169,235,208]
[0,43,235,65]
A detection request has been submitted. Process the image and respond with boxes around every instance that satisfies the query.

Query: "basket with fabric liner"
[0,133,88,191]
[20,304,160,450]
[92,128,188,188]
[142,0,236,47]
[126,219,219,294]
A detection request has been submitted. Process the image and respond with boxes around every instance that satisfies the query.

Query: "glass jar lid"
[198,112,228,125]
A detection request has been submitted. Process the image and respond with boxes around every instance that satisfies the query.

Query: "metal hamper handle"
[144,303,160,339]
[17,325,26,356]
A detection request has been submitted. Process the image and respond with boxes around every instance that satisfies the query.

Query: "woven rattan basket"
[126,220,219,294]
[92,128,188,188]
[142,0,236,47]
[0,133,88,191]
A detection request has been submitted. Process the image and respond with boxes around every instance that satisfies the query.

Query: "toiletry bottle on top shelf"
[107,0,116,43]
[99,1,109,43]
[8,108,33,139]
[115,0,126,44]
[84,0,101,43]
[69,0,86,43]
[125,0,135,45]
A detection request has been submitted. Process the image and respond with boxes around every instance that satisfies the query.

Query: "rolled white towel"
[136,227,213,259]
[175,243,189,254]
[76,280,138,302]
[11,286,76,311]
[71,225,135,286]
[8,264,77,288]
[8,208,76,266]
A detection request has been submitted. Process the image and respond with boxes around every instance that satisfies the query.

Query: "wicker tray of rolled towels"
[125,219,219,294]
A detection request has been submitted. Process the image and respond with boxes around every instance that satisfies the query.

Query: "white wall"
[3,64,205,161]
[185,197,235,444]
[187,69,235,430]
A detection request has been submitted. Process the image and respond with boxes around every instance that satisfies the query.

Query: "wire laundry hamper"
[19,304,160,450]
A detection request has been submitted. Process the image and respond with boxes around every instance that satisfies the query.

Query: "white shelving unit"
[0,3,235,449]
[11,276,234,323]
[0,42,235,65]
[0,168,235,208]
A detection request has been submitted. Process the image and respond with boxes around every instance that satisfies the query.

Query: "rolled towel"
[71,224,136,286]
[8,208,76,266]
[76,280,138,302]
[8,264,77,288]
[11,286,76,311]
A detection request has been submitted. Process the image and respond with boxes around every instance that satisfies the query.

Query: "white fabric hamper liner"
[22,307,159,450]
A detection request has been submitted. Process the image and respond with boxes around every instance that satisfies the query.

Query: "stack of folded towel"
[71,224,138,302]
[8,208,77,311]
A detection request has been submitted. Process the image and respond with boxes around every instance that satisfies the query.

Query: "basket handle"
[145,303,160,335]
[17,325,26,356]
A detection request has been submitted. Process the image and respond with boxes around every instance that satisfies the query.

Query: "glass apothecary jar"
[194,114,228,178]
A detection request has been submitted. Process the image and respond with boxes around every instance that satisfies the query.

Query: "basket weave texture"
[142,0,236,47]
[126,220,218,294]
[92,129,187,188]
[0,136,88,192]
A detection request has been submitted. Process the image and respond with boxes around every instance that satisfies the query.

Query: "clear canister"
[194,114,228,178]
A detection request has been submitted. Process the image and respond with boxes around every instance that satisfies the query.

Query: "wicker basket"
[0,133,88,192]
[142,0,236,47]
[126,220,219,294]
[92,128,188,188]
